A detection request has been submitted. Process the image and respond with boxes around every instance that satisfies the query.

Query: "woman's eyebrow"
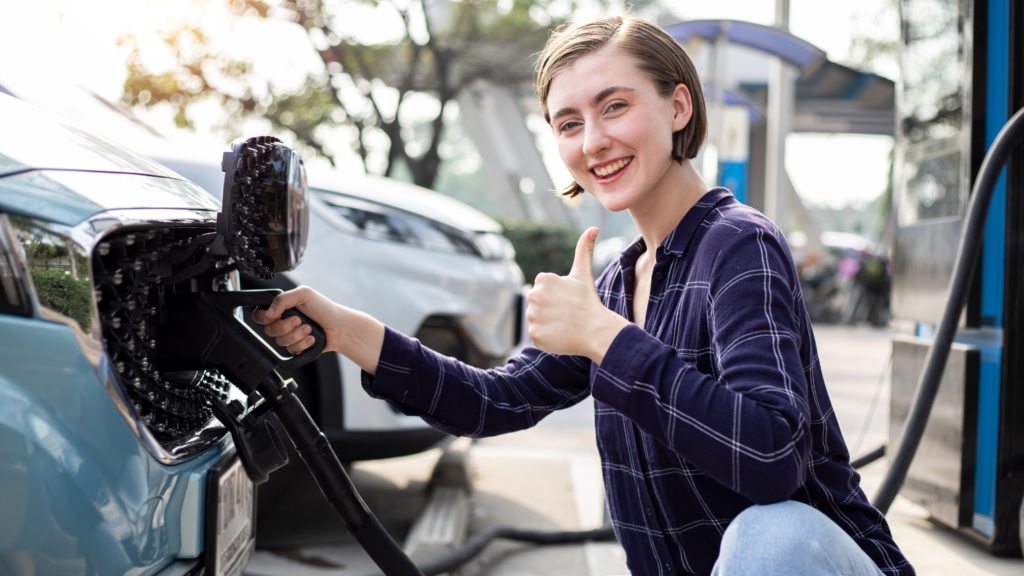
[590,85,636,107]
[550,85,637,123]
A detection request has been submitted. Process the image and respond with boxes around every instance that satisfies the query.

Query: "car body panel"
[0,170,218,226]
[310,173,502,233]
[0,314,229,576]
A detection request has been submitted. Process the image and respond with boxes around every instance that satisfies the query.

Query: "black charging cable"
[872,107,1024,514]
[260,371,426,576]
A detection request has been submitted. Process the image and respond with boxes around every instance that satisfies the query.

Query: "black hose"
[369,525,617,576]
[270,375,425,576]
[872,107,1024,514]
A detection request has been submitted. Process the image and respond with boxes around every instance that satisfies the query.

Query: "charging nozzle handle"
[270,376,424,576]
[213,288,326,369]
[274,306,327,370]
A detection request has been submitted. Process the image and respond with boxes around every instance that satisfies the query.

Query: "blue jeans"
[711,501,885,576]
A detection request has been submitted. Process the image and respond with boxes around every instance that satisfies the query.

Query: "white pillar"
[764,0,795,230]
[704,26,730,186]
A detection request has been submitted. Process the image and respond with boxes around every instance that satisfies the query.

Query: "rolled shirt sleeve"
[362,325,593,438]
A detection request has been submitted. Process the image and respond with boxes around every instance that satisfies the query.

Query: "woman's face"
[547,47,691,214]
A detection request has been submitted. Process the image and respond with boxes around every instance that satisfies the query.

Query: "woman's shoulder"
[700,200,788,251]
[691,200,801,286]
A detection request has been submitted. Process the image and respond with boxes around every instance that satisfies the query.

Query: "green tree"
[121,0,568,189]
[842,0,899,79]
[497,217,579,280]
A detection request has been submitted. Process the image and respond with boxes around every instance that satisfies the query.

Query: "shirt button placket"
[633,436,676,575]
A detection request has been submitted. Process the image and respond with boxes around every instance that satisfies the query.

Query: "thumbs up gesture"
[525,227,630,362]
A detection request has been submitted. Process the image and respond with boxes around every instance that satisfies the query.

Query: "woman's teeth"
[594,157,632,177]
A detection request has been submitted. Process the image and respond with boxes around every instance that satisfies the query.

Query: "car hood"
[0,93,181,180]
[0,94,218,226]
[0,170,219,226]
[310,172,502,234]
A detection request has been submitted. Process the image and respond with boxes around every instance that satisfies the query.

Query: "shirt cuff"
[590,323,665,417]
[360,324,417,404]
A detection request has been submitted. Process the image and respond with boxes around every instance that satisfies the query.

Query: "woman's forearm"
[333,305,386,376]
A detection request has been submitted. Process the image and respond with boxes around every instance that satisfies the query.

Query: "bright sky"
[0,0,897,209]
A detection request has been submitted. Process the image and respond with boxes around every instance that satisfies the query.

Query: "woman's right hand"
[252,286,344,355]
[252,286,386,375]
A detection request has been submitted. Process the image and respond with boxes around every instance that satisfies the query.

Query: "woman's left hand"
[525,227,630,364]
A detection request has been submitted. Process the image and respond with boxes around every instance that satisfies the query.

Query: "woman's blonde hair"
[536,16,708,198]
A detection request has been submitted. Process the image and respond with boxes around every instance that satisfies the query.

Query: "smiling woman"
[253,14,914,576]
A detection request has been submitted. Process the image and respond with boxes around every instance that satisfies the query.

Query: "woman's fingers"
[248,286,332,355]
[262,315,303,338]
[286,336,316,355]
[276,323,312,348]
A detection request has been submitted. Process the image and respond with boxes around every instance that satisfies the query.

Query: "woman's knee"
[725,501,812,545]
[715,501,831,574]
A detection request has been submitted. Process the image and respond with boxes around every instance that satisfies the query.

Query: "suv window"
[0,214,31,317]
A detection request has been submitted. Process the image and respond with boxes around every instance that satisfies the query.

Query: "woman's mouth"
[592,157,633,181]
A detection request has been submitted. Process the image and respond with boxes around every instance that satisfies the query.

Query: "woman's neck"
[630,159,710,255]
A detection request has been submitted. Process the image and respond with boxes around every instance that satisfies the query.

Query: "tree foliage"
[842,0,899,79]
[497,217,579,280]
[121,0,568,188]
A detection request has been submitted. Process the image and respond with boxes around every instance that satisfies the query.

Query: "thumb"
[568,227,599,281]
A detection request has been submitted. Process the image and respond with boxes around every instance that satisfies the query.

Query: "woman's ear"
[671,83,693,132]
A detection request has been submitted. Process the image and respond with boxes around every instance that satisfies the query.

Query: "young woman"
[254,15,913,576]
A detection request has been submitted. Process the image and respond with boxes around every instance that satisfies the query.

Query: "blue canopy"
[664,20,826,73]
[667,20,894,136]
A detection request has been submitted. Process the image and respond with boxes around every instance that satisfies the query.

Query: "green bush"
[498,218,580,283]
[31,269,93,333]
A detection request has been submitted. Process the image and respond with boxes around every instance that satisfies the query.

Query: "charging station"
[889,0,1024,554]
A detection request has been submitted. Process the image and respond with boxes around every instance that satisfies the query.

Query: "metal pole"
[764,0,794,228]
[705,26,730,187]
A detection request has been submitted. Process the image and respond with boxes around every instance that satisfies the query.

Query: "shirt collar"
[619,187,735,269]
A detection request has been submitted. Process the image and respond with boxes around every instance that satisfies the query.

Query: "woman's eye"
[559,120,582,133]
[606,102,627,113]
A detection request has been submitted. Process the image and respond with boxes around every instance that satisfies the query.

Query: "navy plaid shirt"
[363,188,913,575]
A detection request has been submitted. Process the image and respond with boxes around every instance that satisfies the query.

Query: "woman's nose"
[582,122,611,156]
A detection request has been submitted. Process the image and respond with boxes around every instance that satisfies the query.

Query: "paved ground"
[243,324,1024,576]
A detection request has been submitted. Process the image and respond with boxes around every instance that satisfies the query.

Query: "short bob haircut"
[536,16,708,199]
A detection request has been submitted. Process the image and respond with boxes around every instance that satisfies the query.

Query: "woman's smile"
[591,156,633,181]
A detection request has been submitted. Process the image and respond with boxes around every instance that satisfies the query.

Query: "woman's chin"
[593,193,635,213]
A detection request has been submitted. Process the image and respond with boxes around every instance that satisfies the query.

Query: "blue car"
[0,93,259,575]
